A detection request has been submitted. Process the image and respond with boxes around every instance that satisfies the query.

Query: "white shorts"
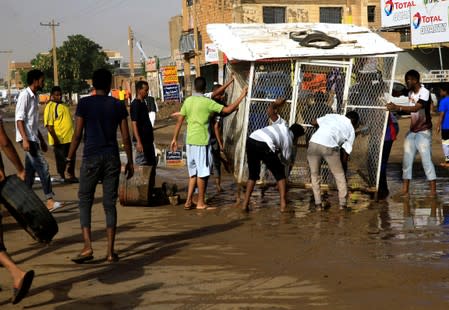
[186,145,212,178]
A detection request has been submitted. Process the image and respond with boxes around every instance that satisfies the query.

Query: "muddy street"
[1,112,449,309]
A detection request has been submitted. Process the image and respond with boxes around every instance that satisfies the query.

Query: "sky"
[0,0,182,80]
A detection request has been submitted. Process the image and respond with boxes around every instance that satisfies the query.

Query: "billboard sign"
[162,84,181,101]
[410,1,449,45]
[381,0,417,28]
[145,58,158,72]
[161,66,179,85]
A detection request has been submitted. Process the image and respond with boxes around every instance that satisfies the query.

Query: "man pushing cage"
[206,22,402,206]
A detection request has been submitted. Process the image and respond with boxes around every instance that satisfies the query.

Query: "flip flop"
[12,270,34,305]
[71,251,94,264]
[196,205,216,210]
[184,204,195,210]
[49,201,64,213]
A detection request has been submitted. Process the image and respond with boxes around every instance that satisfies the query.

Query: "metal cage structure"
[222,54,398,192]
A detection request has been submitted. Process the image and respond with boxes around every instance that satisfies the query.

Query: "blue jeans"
[403,130,436,181]
[24,141,54,199]
[78,153,121,228]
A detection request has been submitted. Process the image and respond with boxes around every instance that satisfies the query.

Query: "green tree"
[30,34,111,95]
[19,53,53,92]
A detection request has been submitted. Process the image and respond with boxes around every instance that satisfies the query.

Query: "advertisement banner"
[145,58,158,72]
[161,66,179,85]
[162,84,181,101]
[165,150,184,166]
[205,43,219,63]
[411,1,449,45]
[381,0,417,28]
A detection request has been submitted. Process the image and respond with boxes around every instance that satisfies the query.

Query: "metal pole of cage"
[289,59,302,126]
[374,54,398,193]
[342,58,354,115]
[237,62,255,183]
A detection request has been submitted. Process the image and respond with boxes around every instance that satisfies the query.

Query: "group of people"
[172,69,449,214]
[0,68,159,303]
[170,75,362,213]
[1,66,448,304]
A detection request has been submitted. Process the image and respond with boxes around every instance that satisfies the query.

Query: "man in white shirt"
[240,122,304,212]
[15,69,63,212]
[386,69,436,197]
[307,111,359,211]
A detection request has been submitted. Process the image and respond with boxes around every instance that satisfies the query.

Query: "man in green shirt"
[171,77,247,210]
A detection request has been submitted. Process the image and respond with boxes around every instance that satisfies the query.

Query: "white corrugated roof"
[207,23,402,61]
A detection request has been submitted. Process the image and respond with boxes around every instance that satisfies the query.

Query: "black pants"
[246,138,285,181]
[378,140,394,196]
[54,143,75,178]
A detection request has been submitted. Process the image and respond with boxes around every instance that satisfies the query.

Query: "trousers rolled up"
[78,153,120,228]
[307,142,347,206]
[402,130,436,181]
[24,141,54,199]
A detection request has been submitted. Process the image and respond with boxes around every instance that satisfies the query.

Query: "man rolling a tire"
[0,115,34,304]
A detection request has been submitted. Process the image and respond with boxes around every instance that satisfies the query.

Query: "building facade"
[177,0,385,69]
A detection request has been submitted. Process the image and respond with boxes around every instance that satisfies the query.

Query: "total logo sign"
[411,1,449,45]
[382,0,417,27]
[412,12,443,28]
[384,0,416,16]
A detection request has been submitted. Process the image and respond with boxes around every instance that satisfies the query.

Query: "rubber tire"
[299,33,341,49]
[0,175,58,243]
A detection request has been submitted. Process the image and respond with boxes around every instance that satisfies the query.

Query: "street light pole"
[40,20,60,86]
[128,26,135,99]
[0,50,13,105]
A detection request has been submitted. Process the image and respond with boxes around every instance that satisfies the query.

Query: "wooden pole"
[128,26,135,99]
[182,0,192,96]
[193,0,201,78]
[40,20,60,85]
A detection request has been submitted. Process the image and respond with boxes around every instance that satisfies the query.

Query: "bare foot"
[184,202,194,210]
[12,270,26,290]
[196,204,211,210]
[234,202,249,212]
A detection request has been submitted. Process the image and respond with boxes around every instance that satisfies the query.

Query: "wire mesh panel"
[245,61,295,183]
[289,62,350,187]
[223,54,397,192]
[346,55,397,191]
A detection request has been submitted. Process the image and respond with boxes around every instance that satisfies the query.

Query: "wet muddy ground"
[1,111,449,309]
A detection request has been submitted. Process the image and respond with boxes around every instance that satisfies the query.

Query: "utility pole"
[40,20,60,85]
[0,50,13,105]
[182,0,192,96]
[218,0,225,84]
[128,26,135,99]
[192,0,201,78]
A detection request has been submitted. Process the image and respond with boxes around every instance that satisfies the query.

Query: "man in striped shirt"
[241,122,304,212]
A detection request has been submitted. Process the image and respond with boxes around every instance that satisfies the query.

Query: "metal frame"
[237,62,255,183]
[228,54,398,191]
